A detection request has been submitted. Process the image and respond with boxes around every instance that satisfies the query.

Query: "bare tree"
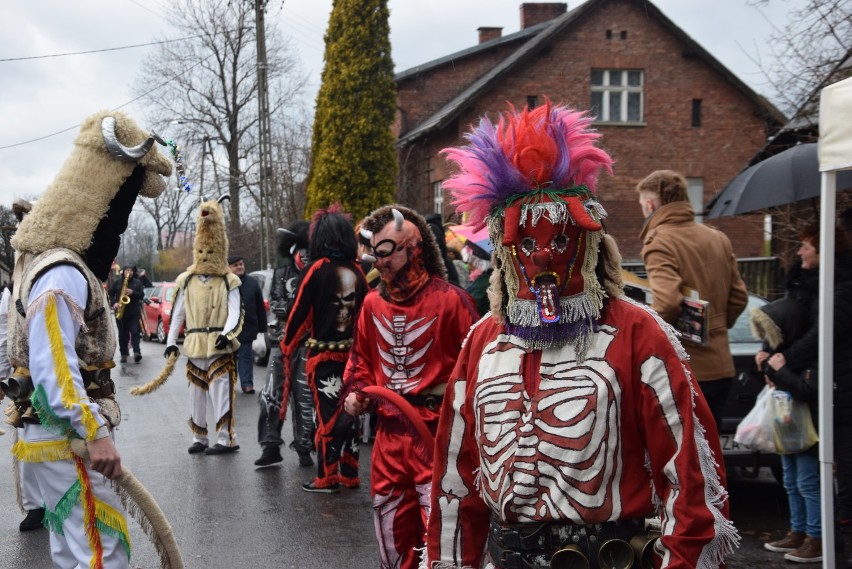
[748,0,852,116]
[132,0,308,239]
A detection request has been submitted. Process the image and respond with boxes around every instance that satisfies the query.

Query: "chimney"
[520,3,568,29]
[478,26,503,44]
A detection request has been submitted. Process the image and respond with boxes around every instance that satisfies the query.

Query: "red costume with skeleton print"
[424,103,738,569]
[344,206,478,569]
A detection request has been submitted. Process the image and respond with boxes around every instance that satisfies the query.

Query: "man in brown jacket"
[637,169,749,430]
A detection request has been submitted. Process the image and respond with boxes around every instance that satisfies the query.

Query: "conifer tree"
[305,0,398,221]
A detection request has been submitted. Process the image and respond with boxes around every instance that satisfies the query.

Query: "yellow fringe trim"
[95,497,131,550]
[44,296,100,439]
[12,438,72,462]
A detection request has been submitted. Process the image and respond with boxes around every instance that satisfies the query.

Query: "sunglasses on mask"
[372,238,404,258]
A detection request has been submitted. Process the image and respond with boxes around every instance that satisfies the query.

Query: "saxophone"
[115,271,131,320]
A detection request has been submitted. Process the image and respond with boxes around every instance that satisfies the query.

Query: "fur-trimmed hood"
[12,110,172,257]
[187,199,231,276]
[362,205,446,280]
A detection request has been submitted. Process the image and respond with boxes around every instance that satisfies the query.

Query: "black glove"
[214,334,230,350]
[164,345,179,359]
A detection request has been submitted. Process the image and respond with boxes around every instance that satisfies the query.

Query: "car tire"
[157,318,167,344]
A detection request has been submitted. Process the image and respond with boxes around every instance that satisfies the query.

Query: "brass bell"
[630,532,660,569]
[550,544,590,569]
[597,538,634,569]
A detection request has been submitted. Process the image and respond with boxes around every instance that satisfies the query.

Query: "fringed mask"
[443,101,613,354]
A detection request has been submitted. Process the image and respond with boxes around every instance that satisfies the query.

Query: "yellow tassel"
[45,296,101,440]
[12,439,72,462]
[45,296,78,410]
[94,497,131,549]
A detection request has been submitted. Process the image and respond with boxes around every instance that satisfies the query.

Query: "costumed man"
[5,110,171,568]
[424,102,738,569]
[166,197,244,455]
[108,264,146,363]
[281,205,367,492]
[342,205,479,569]
[0,198,45,532]
[256,220,314,467]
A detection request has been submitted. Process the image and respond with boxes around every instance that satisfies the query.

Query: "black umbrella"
[706,143,852,218]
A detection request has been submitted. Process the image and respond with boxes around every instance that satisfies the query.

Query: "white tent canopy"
[817,75,852,567]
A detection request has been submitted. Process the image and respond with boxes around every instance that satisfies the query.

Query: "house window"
[691,99,702,127]
[527,95,538,109]
[433,181,444,215]
[686,177,704,223]
[590,69,643,123]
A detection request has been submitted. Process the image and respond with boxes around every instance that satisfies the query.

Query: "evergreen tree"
[305,0,398,221]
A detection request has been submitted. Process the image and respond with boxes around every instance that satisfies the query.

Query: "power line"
[0,35,204,63]
[0,54,214,151]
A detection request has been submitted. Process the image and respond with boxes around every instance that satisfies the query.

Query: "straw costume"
[162,198,242,455]
[424,103,738,569]
[6,110,171,568]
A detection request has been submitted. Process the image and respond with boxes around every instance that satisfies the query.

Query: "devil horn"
[217,194,230,205]
[360,228,373,240]
[101,116,160,162]
[392,208,404,231]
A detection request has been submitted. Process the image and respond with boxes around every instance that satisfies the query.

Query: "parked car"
[140,284,158,341]
[248,269,274,366]
[621,271,781,482]
[143,282,184,344]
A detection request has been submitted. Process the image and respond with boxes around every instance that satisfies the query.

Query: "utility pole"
[255,0,274,269]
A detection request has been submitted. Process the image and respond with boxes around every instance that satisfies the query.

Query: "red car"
[143,282,184,343]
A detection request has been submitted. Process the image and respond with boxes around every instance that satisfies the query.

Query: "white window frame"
[686,177,704,223]
[433,181,444,215]
[590,69,644,124]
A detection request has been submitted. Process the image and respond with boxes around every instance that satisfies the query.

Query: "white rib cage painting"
[372,313,437,394]
[472,327,624,522]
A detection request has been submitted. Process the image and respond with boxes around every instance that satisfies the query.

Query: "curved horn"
[391,208,404,231]
[217,194,230,205]
[566,197,602,231]
[101,116,159,162]
[278,227,295,236]
[360,228,373,240]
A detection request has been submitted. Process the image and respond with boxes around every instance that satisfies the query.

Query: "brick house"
[394,0,786,261]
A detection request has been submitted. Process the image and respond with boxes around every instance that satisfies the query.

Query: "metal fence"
[622,257,783,301]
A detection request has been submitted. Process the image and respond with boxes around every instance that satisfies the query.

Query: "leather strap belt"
[85,379,116,399]
[402,393,443,411]
[185,326,224,334]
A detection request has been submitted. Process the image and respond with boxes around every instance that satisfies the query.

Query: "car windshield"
[728,294,766,344]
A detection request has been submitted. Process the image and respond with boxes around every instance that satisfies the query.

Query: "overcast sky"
[0,0,803,207]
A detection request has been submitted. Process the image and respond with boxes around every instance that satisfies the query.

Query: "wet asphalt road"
[0,338,847,568]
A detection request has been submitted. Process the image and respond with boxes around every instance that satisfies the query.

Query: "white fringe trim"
[27,290,88,332]
[688,367,741,568]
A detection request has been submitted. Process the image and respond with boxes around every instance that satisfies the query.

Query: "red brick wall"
[397,0,772,260]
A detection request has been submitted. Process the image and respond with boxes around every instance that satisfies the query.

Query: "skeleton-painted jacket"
[426,296,738,569]
[344,277,478,425]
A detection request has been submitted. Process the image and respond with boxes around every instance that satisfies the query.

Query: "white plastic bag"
[770,389,819,454]
[734,385,776,453]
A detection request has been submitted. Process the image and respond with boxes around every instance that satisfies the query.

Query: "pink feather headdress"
[442,101,613,230]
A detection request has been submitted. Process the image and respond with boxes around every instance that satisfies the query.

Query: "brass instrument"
[115,271,131,320]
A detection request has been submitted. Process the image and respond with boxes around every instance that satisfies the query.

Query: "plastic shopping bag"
[769,390,819,454]
[734,385,776,453]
